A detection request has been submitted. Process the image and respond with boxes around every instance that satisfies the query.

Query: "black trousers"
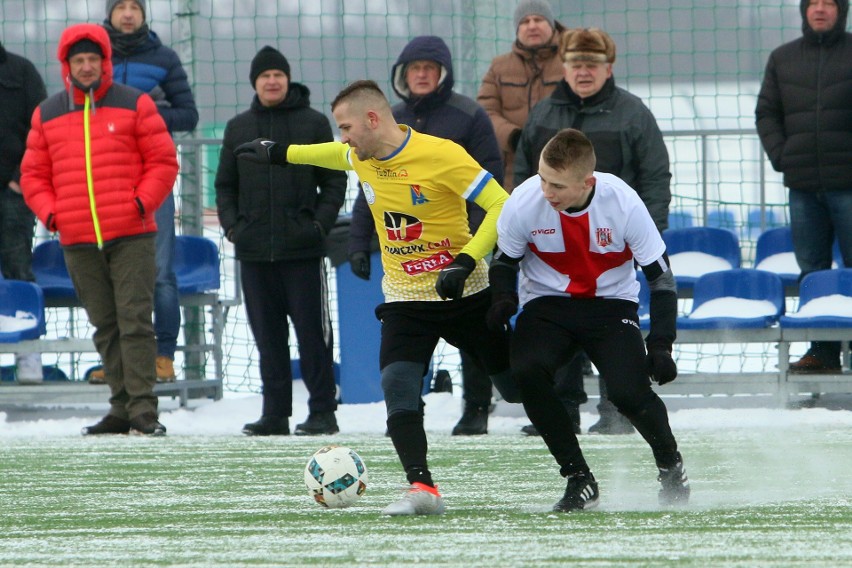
[511,296,679,476]
[241,258,337,418]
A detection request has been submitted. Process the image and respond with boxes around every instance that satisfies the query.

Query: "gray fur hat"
[513,0,556,31]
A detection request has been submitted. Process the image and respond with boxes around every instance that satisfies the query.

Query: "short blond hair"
[541,129,596,176]
[560,27,616,64]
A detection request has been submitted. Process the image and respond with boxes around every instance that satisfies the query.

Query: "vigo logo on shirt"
[384,211,423,242]
[401,250,454,275]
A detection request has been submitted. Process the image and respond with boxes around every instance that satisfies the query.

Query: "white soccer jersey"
[497,172,666,307]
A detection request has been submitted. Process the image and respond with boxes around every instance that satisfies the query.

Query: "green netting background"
[0,1,816,392]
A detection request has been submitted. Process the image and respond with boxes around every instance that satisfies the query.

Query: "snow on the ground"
[1,379,851,438]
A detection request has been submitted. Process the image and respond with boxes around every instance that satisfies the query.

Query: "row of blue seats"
[638,268,852,331]
[668,208,787,233]
[663,225,843,289]
[0,235,220,343]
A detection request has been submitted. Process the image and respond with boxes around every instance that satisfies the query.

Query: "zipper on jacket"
[83,94,105,248]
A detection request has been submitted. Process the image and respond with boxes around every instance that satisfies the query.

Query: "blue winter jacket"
[109,29,198,134]
[348,35,503,255]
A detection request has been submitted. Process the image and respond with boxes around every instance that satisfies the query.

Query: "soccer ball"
[304,445,368,508]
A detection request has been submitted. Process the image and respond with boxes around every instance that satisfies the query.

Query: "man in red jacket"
[21,23,178,436]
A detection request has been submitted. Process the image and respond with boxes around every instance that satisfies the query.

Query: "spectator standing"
[0,41,47,383]
[215,46,347,436]
[756,0,852,373]
[488,128,689,510]
[21,23,178,435]
[92,0,199,384]
[234,80,518,515]
[477,0,565,191]
[514,27,672,435]
[347,35,504,436]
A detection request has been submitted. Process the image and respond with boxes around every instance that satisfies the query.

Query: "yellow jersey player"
[235,80,519,516]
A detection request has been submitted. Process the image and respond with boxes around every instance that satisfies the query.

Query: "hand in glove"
[486,291,518,331]
[349,251,371,280]
[234,138,289,166]
[435,253,475,300]
[645,342,678,385]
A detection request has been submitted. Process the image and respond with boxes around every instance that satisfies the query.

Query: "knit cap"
[250,46,291,87]
[66,39,104,60]
[560,27,617,64]
[106,0,146,20]
[513,0,556,31]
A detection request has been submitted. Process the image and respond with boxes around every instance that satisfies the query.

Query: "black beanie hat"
[67,39,104,60]
[249,46,290,88]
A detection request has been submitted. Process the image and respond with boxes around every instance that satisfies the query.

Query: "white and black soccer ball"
[304,445,368,508]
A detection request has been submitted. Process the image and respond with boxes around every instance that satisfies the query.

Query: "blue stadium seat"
[753,226,798,287]
[746,208,783,238]
[31,240,76,299]
[34,236,222,297]
[662,227,742,291]
[706,208,737,231]
[174,236,221,293]
[0,280,46,342]
[780,269,852,329]
[677,269,784,330]
[668,210,694,230]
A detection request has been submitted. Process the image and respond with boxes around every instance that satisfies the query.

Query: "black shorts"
[375,289,510,374]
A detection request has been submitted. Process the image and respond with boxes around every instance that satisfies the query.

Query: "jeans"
[789,188,852,359]
[154,193,180,359]
[789,188,852,274]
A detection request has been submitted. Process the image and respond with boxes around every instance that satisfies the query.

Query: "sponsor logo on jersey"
[410,184,429,205]
[384,238,451,256]
[373,166,409,179]
[362,181,376,204]
[531,228,556,236]
[384,211,423,242]
[596,228,613,247]
[401,250,454,275]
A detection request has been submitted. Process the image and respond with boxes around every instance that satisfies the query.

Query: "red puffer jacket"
[21,23,177,247]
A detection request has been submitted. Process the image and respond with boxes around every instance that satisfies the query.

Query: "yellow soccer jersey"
[289,126,503,302]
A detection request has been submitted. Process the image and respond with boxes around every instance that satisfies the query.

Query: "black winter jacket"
[0,43,47,189]
[515,78,671,231]
[755,0,852,192]
[215,83,347,262]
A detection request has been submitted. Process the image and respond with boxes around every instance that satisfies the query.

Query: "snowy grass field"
[2,392,852,567]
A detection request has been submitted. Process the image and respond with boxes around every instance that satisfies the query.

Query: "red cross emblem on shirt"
[529,213,633,297]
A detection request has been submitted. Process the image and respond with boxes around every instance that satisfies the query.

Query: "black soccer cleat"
[657,452,690,506]
[553,470,600,512]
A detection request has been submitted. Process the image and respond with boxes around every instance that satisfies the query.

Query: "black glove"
[486,291,518,331]
[234,138,289,166]
[645,341,677,385]
[435,253,475,300]
[349,251,370,280]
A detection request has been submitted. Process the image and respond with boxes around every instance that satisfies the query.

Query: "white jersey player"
[486,128,690,511]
